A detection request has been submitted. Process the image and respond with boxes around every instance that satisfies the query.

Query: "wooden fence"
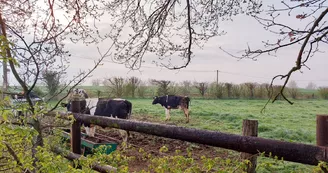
[47,100,328,172]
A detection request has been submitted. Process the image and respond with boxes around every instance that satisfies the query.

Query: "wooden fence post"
[317,115,328,173]
[71,100,81,155]
[316,115,328,147]
[241,119,258,173]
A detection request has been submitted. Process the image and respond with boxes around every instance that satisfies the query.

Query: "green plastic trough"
[61,129,118,156]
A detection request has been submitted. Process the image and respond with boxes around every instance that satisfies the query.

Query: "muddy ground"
[55,113,240,172]
[93,128,239,172]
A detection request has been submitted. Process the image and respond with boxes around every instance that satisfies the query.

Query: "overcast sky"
[2,1,328,88]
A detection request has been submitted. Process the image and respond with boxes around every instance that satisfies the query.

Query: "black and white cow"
[93,98,132,140]
[61,89,133,143]
[94,98,132,119]
[152,95,191,123]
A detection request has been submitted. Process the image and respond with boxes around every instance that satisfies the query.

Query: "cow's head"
[152,96,159,105]
[69,88,89,100]
[61,100,90,113]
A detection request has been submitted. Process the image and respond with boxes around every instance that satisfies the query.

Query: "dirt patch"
[96,128,237,172]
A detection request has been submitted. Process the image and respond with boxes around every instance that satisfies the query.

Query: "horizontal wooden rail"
[47,111,328,166]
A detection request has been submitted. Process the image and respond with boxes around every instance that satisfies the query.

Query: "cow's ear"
[153,96,157,99]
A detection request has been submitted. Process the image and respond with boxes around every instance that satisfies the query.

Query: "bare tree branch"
[220,1,328,108]
[47,46,114,113]
[104,0,261,70]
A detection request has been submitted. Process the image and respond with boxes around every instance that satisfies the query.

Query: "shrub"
[137,82,147,98]
[208,82,224,99]
[232,84,242,99]
[194,82,209,97]
[225,83,233,98]
[151,79,172,96]
[181,80,192,96]
[104,77,126,97]
[125,77,141,98]
[318,87,328,99]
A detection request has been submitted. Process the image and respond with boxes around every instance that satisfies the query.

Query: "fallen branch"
[52,147,117,173]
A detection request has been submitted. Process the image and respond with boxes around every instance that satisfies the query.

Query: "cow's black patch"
[94,98,132,119]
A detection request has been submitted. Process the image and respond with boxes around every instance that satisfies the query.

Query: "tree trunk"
[31,118,44,171]
[0,12,44,170]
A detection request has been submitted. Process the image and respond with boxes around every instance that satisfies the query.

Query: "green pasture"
[27,97,328,172]
[127,98,327,172]
[49,98,328,144]
[50,97,326,146]
[129,99,326,144]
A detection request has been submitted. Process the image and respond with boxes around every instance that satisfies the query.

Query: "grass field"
[126,98,328,172]
[128,99,325,143]
[47,97,328,171]
[52,98,328,144]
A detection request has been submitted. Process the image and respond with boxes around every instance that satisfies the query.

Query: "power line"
[218,71,270,79]
[69,55,328,82]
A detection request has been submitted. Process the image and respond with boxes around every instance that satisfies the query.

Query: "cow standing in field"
[94,98,132,119]
[93,98,132,139]
[61,89,133,144]
[152,95,191,123]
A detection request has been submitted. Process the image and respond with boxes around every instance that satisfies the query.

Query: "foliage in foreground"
[0,120,327,173]
[0,117,327,173]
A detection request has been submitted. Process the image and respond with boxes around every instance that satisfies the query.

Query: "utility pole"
[216,70,219,85]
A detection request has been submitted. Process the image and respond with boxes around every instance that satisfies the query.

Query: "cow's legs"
[90,125,96,137]
[165,108,171,121]
[85,125,96,137]
[165,108,168,120]
[182,108,190,123]
[119,129,128,149]
[126,130,132,138]
[85,127,90,136]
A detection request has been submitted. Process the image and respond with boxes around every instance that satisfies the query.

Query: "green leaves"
[0,35,19,67]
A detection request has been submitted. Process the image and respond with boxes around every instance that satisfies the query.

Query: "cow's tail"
[183,96,191,109]
[125,100,132,119]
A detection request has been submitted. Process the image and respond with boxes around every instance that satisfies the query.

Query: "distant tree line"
[18,76,327,101]
[86,77,327,100]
